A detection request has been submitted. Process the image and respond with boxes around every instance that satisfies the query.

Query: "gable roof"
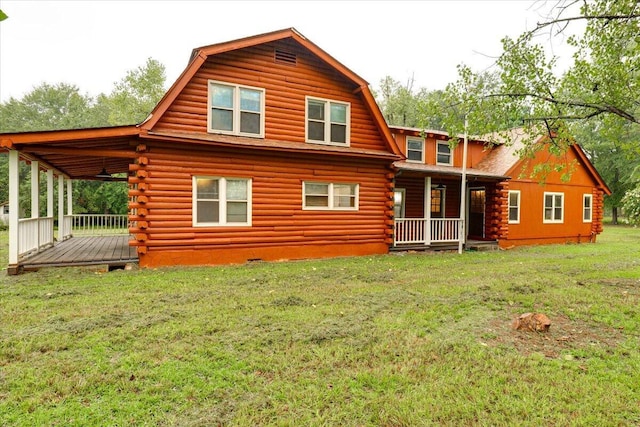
[140,27,401,156]
[474,128,611,195]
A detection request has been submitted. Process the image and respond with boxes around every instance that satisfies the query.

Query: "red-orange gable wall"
[501,146,603,246]
[153,40,388,152]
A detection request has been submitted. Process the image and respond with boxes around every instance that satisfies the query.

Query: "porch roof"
[394,160,510,181]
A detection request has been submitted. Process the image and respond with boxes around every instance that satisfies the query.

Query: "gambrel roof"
[140,27,402,157]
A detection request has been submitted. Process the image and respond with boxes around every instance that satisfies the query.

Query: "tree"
[0,58,167,215]
[100,57,166,126]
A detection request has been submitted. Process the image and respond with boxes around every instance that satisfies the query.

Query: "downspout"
[458,115,469,254]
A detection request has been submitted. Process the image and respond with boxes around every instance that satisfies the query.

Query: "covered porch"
[392,161,509,251]
[1,126,141,274]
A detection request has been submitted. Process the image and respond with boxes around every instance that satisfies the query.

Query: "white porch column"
[66,180,72,216]
[47,170,54,218]
[30,161,39,219]
[425,176,432,244]
[8,150,19,268]
[58,174,65,240]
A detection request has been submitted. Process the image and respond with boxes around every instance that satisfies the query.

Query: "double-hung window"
[193,176,252,226]
[543,192,564,223]
[208,81,265,137]
[406,138,424,162]
[583,194,593,222]
[303,182,358,210]
[306,97,350,145]
[436,141,452,165]
[508,190,520,224]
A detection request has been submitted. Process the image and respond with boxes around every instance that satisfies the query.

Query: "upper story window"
[543,192,564,223]
[303,182,358,210]
[193,176,252,226]
[436,141,452,165]
[208,81,265,137]
[306,97,350,146]
[583,194,593,222]
[406,138,424,162]
[508,190,520,224]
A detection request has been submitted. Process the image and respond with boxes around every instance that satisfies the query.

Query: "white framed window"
[583,194,593,222]
[508,190,520,224]
[303,182,358,210]
[406,138,424,162]
[436,141,453,165]
[208,81,265,137]
[193,176,252,226]
[306,97,350,146]
[543,192,564,223]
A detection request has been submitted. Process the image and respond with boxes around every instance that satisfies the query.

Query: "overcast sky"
[0,1,575,103]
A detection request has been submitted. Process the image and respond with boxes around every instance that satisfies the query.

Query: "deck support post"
[425,176,432,245]
[67,180,73,217]
[47,170,54,218]
[8,150,20,274]
[58,174,65,241]
[31,161,40,251]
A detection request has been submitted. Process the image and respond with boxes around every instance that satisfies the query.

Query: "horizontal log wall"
[130,144,393,267]
[153,39,388,153]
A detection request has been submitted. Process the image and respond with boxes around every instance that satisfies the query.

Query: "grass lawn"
[1,227,639,426]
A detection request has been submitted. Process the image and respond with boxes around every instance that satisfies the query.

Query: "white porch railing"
[68,214,129,236]
[394,218,462,246]
[18,217,55,259]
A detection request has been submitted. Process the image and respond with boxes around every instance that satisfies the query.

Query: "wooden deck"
[20,235,138,271]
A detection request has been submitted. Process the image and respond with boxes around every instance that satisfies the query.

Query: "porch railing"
[394,218,462,245]
[67,214,130,236]
[18,217,55,259]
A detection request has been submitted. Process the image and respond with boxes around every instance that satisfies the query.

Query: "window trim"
[543,191,564,224]
[302,181,359,211]
[436,141,453,166]
[207,80,265,138]
[393,188,406,218]
[406,137,425,163]
[192,176,252,227]
[508,190,521,224]
[305,96,351,146]
[583,194,593,222]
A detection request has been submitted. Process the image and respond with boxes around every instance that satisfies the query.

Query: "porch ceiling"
[0,126,140,180]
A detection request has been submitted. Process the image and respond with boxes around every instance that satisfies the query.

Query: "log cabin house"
[389,126,611,249]
[0,28,610,274]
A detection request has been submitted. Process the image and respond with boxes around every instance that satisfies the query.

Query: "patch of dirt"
[483,313,626,359]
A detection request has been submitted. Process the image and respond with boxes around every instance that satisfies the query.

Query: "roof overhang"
[394,160,510,181]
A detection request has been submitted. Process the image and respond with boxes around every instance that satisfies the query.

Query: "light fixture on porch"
[435,183,445,190]
[96,158,112,179]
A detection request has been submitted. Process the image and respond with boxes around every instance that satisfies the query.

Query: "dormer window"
[208,81,265,137]
[306,97,350,146]
[436,141,452,165]
[406,138,424,162]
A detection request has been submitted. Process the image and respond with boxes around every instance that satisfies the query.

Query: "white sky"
[0,0,575,103]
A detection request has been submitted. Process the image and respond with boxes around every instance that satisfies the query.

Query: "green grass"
[1,226,640,426]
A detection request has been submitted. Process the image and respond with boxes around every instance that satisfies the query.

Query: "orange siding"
[153,40,388,153]
[394,132,490,168]
[500,146,602,247]
[129,143,393,267]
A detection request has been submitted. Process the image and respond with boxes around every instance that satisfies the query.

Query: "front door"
[468,188,485,238]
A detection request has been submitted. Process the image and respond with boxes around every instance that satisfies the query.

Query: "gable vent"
[275,49,297,66]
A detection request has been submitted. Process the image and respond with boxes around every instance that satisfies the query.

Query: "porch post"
[459,115,469,254]
[67,179,72,215]
[425,176,432,245]
[58,174,65,240]
[47,170,54,218]
[30,161,39,219]
[8,150,19,270]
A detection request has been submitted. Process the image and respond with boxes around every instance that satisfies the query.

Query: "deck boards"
[20,236,138,270]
